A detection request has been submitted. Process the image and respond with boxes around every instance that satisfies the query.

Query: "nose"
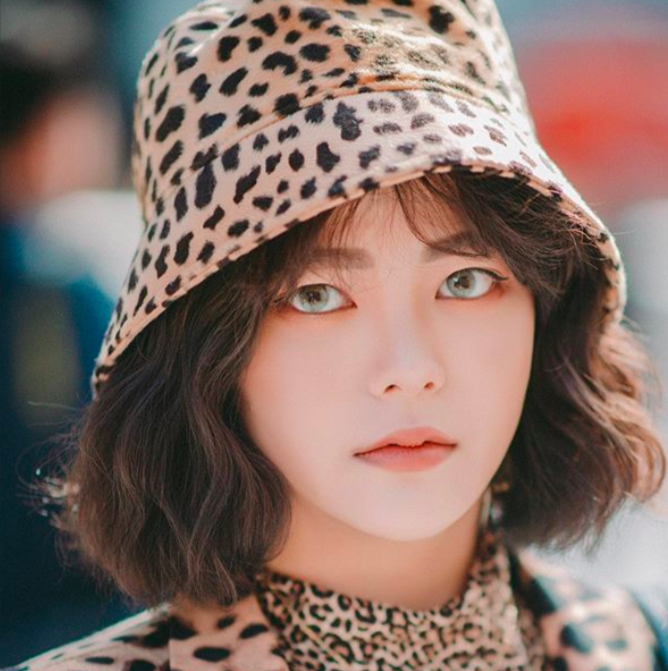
[368,307,445,398]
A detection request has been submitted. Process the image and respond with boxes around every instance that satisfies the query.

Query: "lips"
[355,426,457,455]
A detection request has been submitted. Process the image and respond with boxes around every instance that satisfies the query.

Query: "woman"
[8,0,668,669]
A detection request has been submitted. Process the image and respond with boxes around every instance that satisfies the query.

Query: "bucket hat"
[92,0,625,396]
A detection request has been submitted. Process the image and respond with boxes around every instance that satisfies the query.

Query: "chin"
[345,511,464,543]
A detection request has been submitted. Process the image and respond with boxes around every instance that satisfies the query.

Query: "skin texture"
[238,189,535,611]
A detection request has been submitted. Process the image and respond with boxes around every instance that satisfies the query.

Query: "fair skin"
[238,188,535,611]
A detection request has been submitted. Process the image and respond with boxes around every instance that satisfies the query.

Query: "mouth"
[354,426,458,456]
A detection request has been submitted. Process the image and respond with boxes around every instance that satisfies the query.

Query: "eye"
[439,268,507,299]
[280,268,508,315]
[284,284,348,314]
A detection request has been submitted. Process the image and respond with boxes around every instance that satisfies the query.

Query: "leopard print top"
[252,526,552,670]
[6,526,658,670]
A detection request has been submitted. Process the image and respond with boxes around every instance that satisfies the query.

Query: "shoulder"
[3,606,172,671]
[509,546,663,670]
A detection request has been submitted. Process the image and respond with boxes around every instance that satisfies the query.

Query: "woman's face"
[238,190,535,542]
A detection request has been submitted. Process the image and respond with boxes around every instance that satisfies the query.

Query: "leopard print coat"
[8,531,658,671]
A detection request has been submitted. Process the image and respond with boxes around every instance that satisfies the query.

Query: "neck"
[263,496,484,612]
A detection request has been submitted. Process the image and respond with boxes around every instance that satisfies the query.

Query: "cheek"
[470,298,534,391]
[449,290,535,463]
[238,318,345,467]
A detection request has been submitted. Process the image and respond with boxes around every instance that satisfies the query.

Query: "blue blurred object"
[0,210,138,667]
[630,585,668,671]
[0,1,137,665]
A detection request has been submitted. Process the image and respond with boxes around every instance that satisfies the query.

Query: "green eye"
[440,268,505,299]
[288,284,346,314]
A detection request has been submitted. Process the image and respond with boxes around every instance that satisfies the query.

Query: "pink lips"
[355,426,457,456]
[354,427,457,473]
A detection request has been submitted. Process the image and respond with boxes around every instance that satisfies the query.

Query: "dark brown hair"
[33,167,666,610]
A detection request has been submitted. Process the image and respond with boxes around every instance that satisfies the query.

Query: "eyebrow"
[307,230,493,271]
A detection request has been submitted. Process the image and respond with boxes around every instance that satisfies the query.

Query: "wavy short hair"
[33,168,666,609]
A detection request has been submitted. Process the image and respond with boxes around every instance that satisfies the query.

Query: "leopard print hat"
[92,0,626,396]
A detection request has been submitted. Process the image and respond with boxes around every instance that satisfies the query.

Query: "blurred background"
[1,0,667,665]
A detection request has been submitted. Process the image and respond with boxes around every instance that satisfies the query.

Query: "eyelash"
[273,267,509,315]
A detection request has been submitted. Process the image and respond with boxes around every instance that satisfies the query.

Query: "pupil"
[304,286,324,304]
[454,271,472,290]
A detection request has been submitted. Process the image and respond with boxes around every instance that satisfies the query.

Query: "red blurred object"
[516,6,668,217]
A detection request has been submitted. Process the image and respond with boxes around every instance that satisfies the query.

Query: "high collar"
[248,526,543,670]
